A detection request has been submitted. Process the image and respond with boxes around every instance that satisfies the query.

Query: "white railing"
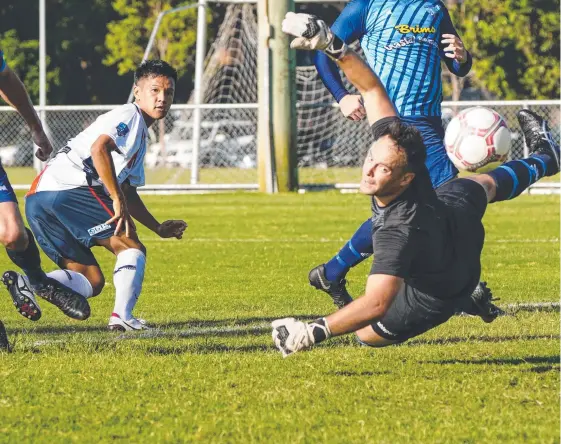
[0,100,559,193]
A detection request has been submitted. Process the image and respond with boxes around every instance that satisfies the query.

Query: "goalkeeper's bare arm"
[282,12,396,125]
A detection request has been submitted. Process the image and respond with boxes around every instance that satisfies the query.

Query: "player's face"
[360,136,413,197]
[134,75,175,121]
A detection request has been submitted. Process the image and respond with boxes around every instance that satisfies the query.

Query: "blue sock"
[487,154,551,202]
[324,218,373,281]
[6,228,47,286]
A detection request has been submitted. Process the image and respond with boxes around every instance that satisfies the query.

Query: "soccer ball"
[444,106,511,171]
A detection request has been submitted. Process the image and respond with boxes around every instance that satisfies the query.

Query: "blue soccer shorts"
[0,163,18,204]
[25,186,117,267]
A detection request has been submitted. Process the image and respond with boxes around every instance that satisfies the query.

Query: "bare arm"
[91,135,122,199]
[90,134,132,236]
[123,182,187,239]
[123,184,160,233]
[0,66,42,130]
[282,12,396,125]
[326,274,402,336]
[335,50,397,125]
[0,65,53,160]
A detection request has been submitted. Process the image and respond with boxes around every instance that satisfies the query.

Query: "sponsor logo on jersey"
[395,24,436,34]
[384,36,415,51]
[0,186,8,192]
[116,122,130,137]
[384,35,438,51]
[88,223,112,236]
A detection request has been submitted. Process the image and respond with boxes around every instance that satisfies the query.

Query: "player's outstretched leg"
[309,218,373,308]
[1,271,41,321]
[108,248,150,331]
[482,109,559,203]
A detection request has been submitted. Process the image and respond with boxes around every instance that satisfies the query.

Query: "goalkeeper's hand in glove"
[271,317,332,358]
[281,12,348,61]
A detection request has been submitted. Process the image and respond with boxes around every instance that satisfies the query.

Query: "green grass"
[0,192,559,443]
[7,166,559,186]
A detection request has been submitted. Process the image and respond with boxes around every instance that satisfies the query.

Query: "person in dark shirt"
[272,13,559,357]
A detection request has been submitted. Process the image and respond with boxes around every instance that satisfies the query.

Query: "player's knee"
[111,236,145,256]
[0,223,28,251]
[90,274,105,296]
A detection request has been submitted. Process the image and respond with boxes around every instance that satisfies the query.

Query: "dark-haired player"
[0,49,90,322]
[4,60,187,330]
[272,14,559,356]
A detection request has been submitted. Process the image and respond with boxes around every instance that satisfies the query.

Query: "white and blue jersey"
[315,0,473,187]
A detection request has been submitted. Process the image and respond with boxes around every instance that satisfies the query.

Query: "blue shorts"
[0,163,18,203]
[25,186,116,267]
[401,115,458,189]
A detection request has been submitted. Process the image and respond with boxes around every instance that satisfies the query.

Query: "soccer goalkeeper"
[272,13,559,357]
[309,0,472,309]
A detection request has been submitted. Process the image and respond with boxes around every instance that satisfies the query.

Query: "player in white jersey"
[4,60,187,330]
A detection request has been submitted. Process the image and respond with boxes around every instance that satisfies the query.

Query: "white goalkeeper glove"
[281,12,348,61]
[271,317,332,358]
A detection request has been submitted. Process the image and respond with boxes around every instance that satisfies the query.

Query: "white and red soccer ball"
[444,106,512,171]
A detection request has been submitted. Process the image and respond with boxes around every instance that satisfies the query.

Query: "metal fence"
[0,101,559,189]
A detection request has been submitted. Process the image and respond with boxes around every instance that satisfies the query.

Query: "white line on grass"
[141,237,559,244]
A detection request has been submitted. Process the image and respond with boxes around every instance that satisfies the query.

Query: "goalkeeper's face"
[134,75,175,121]
[360,136,414,197]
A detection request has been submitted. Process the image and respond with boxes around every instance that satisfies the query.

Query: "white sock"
[112,249,146,321]
[46,269,94,298]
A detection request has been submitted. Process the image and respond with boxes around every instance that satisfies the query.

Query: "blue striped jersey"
[315,0,472,117]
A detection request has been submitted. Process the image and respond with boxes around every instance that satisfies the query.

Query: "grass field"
[0,191,559,443]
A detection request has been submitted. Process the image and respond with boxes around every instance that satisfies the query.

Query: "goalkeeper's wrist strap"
[309,318,332,344]
[325,35,348,61]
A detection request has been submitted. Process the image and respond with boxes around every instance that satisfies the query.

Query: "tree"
[104,0,205,102]
[0,29,59,104]
[446,0,560,100]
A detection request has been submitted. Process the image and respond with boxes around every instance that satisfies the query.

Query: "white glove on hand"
[271,317,332,358]
[281,12,348,60]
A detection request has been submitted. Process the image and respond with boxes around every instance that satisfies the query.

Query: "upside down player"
[272,14,559,356]
[0,49,90,322]
[309,0,480,309]
[3,60,187,331]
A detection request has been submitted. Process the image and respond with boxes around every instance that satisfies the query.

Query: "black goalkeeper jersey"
[369,117,483,301]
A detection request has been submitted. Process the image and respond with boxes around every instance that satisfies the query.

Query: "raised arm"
[0,51,53,160]
[283,13,396,125]
[439,7,472,77]
[314,0,369,120]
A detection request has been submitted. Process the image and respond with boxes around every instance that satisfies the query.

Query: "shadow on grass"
[407,334,559,347]
[145,343,275,355]
[422,355,560,366]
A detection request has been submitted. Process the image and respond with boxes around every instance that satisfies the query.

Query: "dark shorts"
[0,163,18,204]
[25,186,116,267]
[371,282,458,342]
[371,179,489,343]
[436,177,488,220]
